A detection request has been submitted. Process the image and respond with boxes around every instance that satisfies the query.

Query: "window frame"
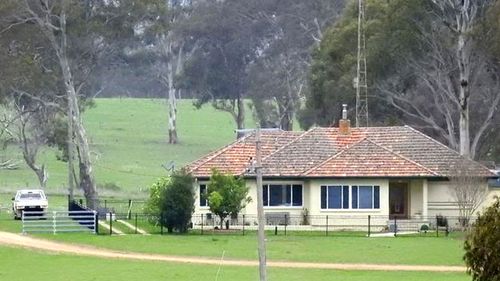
[262,183,304,208]
[320,185,349,209]
[199,184,209,208]
[320,184,380,210]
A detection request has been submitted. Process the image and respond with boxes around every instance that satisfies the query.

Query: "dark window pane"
[359,186,373,209]
[292,185,302,206]
[263,185,268,206]
[374,186,380,209]
[199,185,207,207]
[321,186,326,209]
[352,186,358,209]
[342,186,349,209]
[269,184,284,206]
[285,185,292,206]
[328,186,342,209]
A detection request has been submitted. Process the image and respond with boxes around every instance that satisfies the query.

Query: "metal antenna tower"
[355,0,369,127]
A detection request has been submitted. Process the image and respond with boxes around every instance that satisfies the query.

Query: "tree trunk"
[167,60,178,144]
[236,97,245,139]
[19,114,47,189]
[56,11,98,209]
[457,18,471,158]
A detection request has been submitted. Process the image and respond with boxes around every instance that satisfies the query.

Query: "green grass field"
[0,98,260,195]
[0,246,469,281]
[34,232,465,266]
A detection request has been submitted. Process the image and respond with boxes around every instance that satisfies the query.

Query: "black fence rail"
[68,197,98,232]
[99,212,476,237]
[69,197,146,219]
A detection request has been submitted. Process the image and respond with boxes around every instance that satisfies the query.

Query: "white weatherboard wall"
[193,178,500,226]
[427,180,500,218]
[409,179,424,217]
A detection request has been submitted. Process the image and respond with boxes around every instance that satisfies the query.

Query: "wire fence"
[100,212,475,237]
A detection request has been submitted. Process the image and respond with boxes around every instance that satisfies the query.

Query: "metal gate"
[22,210,97,234]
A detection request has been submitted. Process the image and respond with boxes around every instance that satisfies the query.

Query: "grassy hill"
[0,98,261,197]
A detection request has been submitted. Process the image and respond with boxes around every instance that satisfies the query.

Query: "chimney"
[339,104,351,135]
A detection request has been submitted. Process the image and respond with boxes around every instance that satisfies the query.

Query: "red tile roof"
[304,139,437,177]
[185,131,301,177]
[185,126,494,178]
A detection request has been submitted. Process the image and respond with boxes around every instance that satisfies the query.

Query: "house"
[186,113,499,228]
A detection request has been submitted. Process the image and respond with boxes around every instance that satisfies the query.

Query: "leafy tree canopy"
[145,170,195,233]
[207,169,251,229]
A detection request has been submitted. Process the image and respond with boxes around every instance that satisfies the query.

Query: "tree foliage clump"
[207,169,251,229]
[304,0,500,161]
[145,170,195,233]
[464,197,500,281]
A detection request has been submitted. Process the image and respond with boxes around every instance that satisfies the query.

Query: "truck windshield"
[19,193,42,199]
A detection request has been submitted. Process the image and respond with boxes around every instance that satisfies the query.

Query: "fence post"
[201,214,204,235]
[326,215,329,236]
[393,217,397,237]
[160,213,164,235]
[53,211,57,235]
[284,214,287,236]
[368,215,371,237]
[436,215,439,237]
[134,213,138,234]
[104,199,107,210]
[109,212,113,235]
[128,199,132,220]
[95,211,99,234]
[242,214,245,236]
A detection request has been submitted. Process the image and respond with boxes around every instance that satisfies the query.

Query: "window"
[351,185,379,209]
[321,185,380,210]
[320,185,349,209]
[262,184,302,207]
[199,184,208,207]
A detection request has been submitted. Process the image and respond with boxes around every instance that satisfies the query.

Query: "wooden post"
[255,126,267,281]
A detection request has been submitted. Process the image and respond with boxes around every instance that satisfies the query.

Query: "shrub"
[464,197,500,281]
[207,169,251,229]
[145,170,195,233]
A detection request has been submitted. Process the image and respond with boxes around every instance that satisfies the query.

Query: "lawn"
[32,231,466,266]
[0,246,469,281]
[0,98,262,194]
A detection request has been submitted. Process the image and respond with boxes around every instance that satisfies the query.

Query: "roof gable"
[304,138,437,177]
[186,131,300,177]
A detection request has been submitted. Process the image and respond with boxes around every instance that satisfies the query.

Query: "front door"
[389,182,408,219]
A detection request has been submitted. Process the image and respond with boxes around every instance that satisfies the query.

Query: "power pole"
[355,0,369,127]
[235,126,271,281]
[255,126,267,281]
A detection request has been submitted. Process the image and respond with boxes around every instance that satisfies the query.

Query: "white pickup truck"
[12,190,48,219]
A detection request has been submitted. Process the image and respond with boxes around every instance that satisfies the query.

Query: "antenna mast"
[355,0,369,127]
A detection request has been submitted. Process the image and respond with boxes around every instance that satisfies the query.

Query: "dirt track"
[0,231,466,272]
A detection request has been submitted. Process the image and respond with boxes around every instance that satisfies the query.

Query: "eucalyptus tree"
[0,0,133,207]
[304,0,500,160]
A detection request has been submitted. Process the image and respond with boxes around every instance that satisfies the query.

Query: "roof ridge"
[235,130,304,176]
[365,138,439,176]
[261,127,318,163]
[403,126,494,176]
[186,133,253,173]
[302,137,368,176]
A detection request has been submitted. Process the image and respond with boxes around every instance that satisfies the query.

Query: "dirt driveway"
[0,231,465,272]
